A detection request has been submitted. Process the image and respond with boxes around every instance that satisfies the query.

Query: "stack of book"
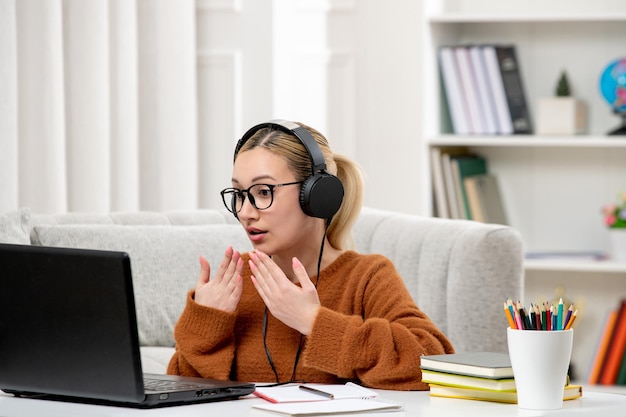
[439,44,532,135]
[587,299,626,385]
[420,352,582,404]
[430,147,507,223]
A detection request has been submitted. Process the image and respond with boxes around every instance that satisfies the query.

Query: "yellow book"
[421,369,516,391]
[428,384,583,404]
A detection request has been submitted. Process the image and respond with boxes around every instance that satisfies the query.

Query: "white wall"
[197,0,425,215]
[345,1,423,214]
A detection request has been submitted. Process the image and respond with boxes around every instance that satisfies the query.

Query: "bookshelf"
[420,0,626,388]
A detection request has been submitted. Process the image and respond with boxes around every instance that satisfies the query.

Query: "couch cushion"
[31,224,251,347]
[0,208,31,244]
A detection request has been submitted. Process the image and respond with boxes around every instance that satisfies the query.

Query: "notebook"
[0,243,255,408]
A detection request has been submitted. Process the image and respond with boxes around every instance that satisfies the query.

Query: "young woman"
[167,120,454,390]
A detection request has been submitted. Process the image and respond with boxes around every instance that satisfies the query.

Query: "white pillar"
[137,0,198,210]
[110,0,140,211]
[0,0,18,211]
[63,0,111,212]
[16,0,67,213]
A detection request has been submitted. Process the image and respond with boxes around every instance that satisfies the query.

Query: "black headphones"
[234,119,344,220]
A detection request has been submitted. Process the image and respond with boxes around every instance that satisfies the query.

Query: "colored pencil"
[503,298,577,331]
[504,301,517,329]
[563,304,574,331]
[564,309,578,330]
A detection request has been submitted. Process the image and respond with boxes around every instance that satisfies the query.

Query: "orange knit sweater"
[167,251,454,390]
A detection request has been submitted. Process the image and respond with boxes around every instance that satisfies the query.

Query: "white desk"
[0,389,625,417]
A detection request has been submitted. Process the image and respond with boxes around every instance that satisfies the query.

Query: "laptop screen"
[0,244,145,403]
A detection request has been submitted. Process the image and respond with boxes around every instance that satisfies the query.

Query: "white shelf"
[420,0,626,381]
[428,136,626,148]
[525,259,626,274]
[429,14,626,23]
[582,384,626,395]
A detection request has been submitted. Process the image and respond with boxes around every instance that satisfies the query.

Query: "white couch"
[0,207,524,374]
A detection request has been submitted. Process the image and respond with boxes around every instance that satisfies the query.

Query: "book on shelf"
[253,382,378,403]
[420,352,513,379]
[464,174,508,225]
[430,147,449,218]
[441,152,463,219]
[451,154,488,220]
[430,146,468,219]
[454,46,484,134]
[468,45,498,135]
[439,46,470,134]
[598,299,626,385]
[481,45,513,135]
[617,339,626,385]
[420,369,516,391]
[485,44,532,134]
[439,44,531,135]
[428,383,583,404]
[587,308,619,384]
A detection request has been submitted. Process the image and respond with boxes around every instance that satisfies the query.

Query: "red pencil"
[546,303,552,331]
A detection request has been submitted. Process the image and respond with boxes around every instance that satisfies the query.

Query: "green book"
[616,348,626,384]
[450,155,488,219]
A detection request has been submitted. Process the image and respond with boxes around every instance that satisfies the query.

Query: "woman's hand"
[194,246,244,313]
[248,249,320,335]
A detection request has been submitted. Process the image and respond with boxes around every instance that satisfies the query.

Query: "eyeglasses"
[220,181,303,214]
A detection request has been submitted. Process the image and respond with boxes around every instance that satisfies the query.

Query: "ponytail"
[327,153,364,250]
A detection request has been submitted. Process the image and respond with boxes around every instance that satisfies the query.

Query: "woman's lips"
[247,227,266,242]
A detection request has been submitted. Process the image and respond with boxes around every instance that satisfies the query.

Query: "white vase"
[609,229,626,261]
[535,97,587,135]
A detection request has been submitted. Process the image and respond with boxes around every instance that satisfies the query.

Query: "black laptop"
[0,243,255,408]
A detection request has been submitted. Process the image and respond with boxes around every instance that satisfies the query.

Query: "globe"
[599,57,626,135]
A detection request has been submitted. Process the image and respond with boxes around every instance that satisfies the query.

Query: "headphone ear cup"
[299,173,344,219]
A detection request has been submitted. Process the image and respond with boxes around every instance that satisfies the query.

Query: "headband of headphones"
[233,119,344,219]
[235,119,328,175]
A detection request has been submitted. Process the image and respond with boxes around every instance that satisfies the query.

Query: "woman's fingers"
[195,255,211,290]
[248,250,320,334]
[194,247,244,312]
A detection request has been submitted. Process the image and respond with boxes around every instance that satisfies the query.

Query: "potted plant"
[536,70,587,135]
[602,193,626,260]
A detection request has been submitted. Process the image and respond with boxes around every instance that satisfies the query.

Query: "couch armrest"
[354,207,524,353]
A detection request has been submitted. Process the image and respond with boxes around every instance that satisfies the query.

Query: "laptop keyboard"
[143,377,209,392]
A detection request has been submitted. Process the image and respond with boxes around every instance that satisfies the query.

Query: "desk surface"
[1,389,625,416]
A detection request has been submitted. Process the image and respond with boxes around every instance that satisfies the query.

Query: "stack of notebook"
[420,352,582,404]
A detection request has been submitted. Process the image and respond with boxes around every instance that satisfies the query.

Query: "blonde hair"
[236,122,364,250]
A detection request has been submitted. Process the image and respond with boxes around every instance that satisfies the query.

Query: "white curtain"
[0,0,200,214]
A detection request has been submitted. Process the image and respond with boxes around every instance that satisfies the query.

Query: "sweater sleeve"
[302,257,454,390]
[167,290,238,380]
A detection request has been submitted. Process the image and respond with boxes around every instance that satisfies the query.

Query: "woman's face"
[231,147,318,256]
